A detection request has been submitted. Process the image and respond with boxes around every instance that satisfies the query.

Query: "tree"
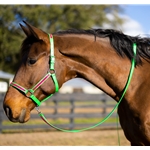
[0,5,124,73]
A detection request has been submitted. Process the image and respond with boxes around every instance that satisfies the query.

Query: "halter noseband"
[10,34,59,106]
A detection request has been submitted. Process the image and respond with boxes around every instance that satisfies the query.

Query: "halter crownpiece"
[10,34,59,106]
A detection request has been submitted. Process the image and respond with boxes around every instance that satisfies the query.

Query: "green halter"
[10,34,137,133]
[10,34,59,106]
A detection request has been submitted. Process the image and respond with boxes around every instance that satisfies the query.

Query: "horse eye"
[28,58,37,65]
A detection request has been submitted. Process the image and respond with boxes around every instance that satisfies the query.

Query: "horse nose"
[3,104,28,123]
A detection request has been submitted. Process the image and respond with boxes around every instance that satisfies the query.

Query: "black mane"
[54,28,150,65]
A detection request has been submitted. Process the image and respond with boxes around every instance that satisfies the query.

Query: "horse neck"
[54,34,132,101]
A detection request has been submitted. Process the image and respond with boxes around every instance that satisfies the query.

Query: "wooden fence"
[0,92,121,133]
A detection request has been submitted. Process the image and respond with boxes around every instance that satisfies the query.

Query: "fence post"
[70,98,75,130]
[53,99,58,115]
[53,99,58,121]
[102,93,107,116]
[0,93,5,133]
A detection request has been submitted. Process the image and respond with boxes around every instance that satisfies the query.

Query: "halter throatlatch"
[10,34,59,106]
[10,33,137,133]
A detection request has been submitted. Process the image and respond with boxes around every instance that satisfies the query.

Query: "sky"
[120,4,150,37]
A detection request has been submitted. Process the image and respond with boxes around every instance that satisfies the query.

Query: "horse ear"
[20,21,48,43]
[20,23,32,37]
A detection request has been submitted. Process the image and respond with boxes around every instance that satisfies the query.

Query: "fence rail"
[0,92,120,133]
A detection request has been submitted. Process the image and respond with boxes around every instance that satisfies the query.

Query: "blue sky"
[102,4,150,37]
[122,4,150,36]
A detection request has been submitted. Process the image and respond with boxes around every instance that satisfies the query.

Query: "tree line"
[0,5,124,73]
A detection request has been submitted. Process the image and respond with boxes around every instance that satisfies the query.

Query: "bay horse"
[3,21,150,145]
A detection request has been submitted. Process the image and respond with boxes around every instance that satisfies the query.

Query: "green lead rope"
[36,43,137,133]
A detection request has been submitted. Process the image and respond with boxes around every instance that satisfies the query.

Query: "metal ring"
[49,69,56,74]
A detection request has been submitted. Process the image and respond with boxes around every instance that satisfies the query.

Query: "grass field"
[0,129,130,146]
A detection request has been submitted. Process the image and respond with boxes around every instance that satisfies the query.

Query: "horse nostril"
[4,106,12,118]
[3,105,21,123]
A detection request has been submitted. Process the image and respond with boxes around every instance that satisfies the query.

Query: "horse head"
[3,21,73,123]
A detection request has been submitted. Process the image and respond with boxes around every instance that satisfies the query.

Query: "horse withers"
[3,21,150,145]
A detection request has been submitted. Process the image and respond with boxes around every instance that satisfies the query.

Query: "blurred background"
[0,4,150,146]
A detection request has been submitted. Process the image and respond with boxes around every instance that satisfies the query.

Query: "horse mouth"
[5,107,29,123]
